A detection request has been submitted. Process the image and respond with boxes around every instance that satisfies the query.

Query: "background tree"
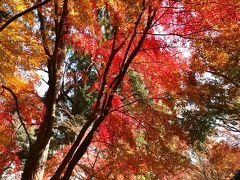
[177,0,240,145]
[189,140,240,180]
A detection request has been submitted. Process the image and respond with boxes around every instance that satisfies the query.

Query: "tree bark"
[21,79,57,180]
[21,0,68,179]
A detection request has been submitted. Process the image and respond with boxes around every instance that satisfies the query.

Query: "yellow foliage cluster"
[67,0,143,35]
[0,0,46,90]
[0,125,11,146]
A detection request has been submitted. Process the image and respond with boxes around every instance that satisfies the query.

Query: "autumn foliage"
[0,0,239,179]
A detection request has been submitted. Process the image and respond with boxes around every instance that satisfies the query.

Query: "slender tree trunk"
[21,86,57,180]
[21,0,68,178]
[21,55,64,180]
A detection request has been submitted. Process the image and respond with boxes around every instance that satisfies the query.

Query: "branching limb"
[1,85,32,147]
[207,70,240,88]
[0,0,52,31]
[37,0,51,57]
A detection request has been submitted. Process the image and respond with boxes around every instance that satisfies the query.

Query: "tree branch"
[1,85,32,147]
[0,0,52,31]
[37,2,51,57]
[206,70,240,88]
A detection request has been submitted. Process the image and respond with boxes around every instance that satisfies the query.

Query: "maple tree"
[0,0,239,179]
[177,0,240,146]
[188,139,240,180]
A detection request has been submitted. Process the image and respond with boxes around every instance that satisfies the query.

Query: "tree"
[189,140,240,180]
[177,0,240,145]
[0,0,239,179]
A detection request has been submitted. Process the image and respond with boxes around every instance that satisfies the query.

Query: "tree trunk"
[21,0,68,178]
[21,90,56,180]
[33,141,50,180]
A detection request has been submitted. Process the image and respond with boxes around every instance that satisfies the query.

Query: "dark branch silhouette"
[0,0,52,31]
[1,85,32,147]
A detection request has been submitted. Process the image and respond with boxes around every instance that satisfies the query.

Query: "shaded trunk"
[21,58,64,180]
[21,86,57,180]
[21,0,68,178]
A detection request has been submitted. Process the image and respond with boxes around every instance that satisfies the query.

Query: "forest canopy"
[0,0,239,179]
